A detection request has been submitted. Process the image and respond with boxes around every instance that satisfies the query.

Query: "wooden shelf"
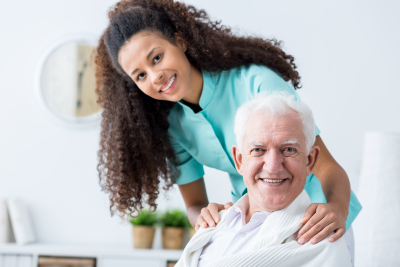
[0,243,183,267]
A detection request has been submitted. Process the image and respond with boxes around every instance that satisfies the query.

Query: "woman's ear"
[232,145,243,175]
[174,33,187,52]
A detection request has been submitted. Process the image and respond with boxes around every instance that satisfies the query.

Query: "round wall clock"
[36,36,101,129]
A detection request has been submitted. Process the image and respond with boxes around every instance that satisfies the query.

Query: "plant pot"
[132,225,156,249]
[189,228,196,240]
[162,227,185,249]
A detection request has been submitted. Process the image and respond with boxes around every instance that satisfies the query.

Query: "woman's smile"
[160,74,177,94]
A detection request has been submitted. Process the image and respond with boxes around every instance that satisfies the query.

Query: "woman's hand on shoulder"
[195,202,233,231]
[297,202,347,245]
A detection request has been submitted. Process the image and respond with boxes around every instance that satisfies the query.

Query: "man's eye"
[137,72,146,81]
[251,148,264,156]
[283,147,296,155]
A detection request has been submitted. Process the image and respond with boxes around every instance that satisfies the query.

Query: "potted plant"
[129,209,158,249]
[159,209,191,249]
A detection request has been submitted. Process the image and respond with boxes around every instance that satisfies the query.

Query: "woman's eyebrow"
[130,47,161,76]
[146,47,160,60]
[131,68,139,76]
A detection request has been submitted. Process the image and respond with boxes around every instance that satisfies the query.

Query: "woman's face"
[118,31,192,102]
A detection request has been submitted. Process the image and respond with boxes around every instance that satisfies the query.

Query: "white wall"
[0,0,399,247]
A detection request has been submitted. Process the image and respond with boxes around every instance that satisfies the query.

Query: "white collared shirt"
[197,195,272,267]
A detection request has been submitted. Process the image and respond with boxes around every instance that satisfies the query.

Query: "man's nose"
[263,149,284,174]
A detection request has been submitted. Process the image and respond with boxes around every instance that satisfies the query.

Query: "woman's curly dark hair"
[95,0,301,218]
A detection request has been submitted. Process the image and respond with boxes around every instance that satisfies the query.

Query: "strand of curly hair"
[95,0,302,218]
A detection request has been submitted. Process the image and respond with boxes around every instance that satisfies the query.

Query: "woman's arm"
[179,178,231,230]
[179,178,208,227]
[313,135,350,217]
[297,135,350,244]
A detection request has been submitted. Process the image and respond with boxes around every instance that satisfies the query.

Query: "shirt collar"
[198,70,216,110]
[226,193,272,229]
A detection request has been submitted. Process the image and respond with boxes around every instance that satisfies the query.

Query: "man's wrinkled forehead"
[244,111,305,149]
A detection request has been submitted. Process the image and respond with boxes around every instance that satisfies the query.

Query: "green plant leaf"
[159,209,190,228]
[129,209,158,226]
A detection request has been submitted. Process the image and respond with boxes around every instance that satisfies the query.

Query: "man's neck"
[246,197,274,224]
[245,205,259,224]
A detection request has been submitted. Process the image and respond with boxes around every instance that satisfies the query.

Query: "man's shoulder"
[218,209,230,223]
[194,209,230,236]
[282,236,352,267]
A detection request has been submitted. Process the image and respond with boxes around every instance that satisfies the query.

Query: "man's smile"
[259,178,288,187]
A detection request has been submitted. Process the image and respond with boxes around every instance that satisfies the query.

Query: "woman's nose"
[151,70,165,85]
[263,150,284,174]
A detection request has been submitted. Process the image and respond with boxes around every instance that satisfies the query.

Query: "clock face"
[41,41,101,120]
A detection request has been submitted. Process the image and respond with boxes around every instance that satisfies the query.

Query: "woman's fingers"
[298,213,344,245]
[195,215,206,231]
[297,202,347,245]
[195,202,229,230]
[306,221,345,244]
[298,216,329,244]
[199,203,224,227]
[224,202,233,210]
[328,227,346,242]
[200,207,216,227]
[297,208,324,238]
[299,203,318,226]
[208,203,223,224]
[308,221,338,244]
[208,203,224,224]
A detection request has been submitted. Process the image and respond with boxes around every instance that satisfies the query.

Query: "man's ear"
[174,33,187,52]
[306,145,320,176]
[232,145,243,175]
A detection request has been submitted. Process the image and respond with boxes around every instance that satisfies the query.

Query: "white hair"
[234,92,316,153]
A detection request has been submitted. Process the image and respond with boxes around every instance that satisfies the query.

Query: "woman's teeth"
[161,75,176,92]
[263,179,285,183]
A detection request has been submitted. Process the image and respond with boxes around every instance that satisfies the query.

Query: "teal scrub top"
[167,64,361,230]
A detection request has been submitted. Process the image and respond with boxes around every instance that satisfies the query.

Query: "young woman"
[95,0,361,251]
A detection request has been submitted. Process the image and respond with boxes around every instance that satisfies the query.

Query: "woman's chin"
[169,89,188,102]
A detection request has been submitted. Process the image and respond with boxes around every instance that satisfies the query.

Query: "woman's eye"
[153,54,162,63]
[137,72,146,81]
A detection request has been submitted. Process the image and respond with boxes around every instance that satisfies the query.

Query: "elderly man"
[175,93,352,267]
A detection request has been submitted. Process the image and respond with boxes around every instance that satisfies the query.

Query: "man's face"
[232,110,319,212]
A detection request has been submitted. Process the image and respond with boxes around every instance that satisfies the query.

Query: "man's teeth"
[263,179,285,183]
[161,75,176,92]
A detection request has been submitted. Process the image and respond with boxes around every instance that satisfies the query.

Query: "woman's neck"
[182,65,203,105]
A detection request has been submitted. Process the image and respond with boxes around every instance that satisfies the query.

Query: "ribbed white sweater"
[176,190,352,267]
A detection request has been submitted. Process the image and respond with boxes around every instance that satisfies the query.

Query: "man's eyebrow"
[249,141,265,146]
[130,47,160,76]
[281,139,299,145]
